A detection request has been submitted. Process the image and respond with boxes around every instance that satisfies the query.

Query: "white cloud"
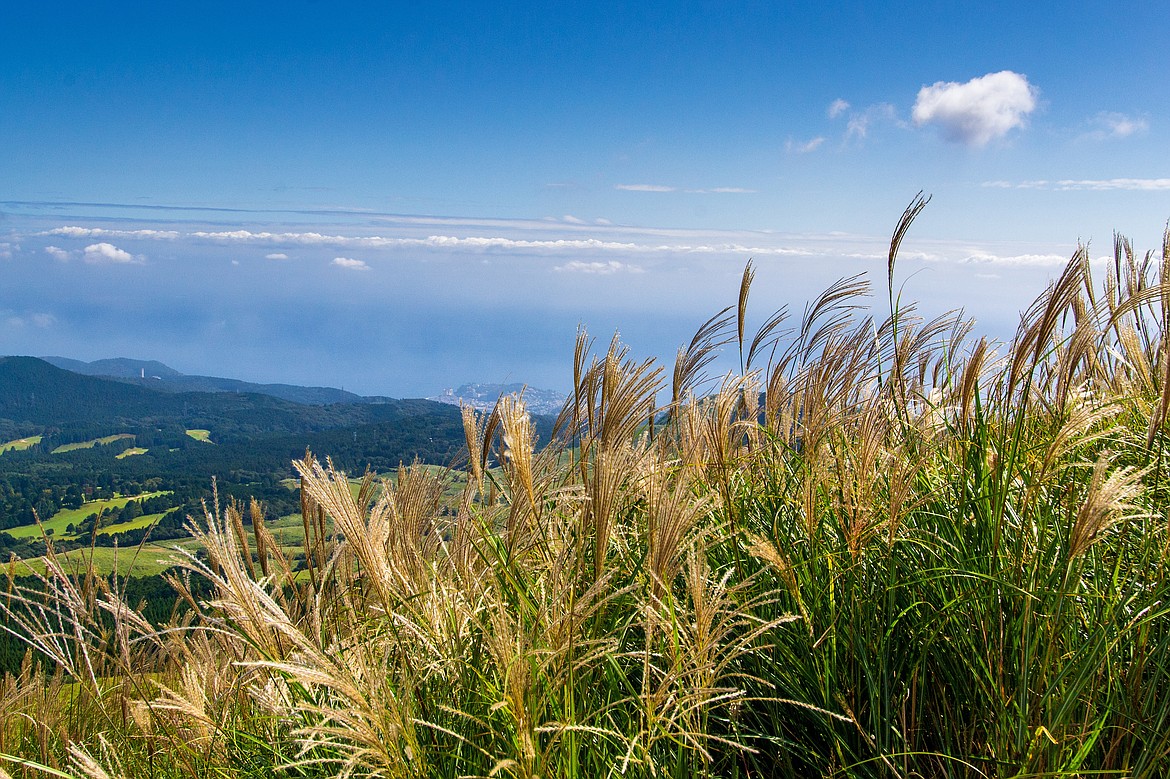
[30,313,56,328]
[912,71,1037,146]
[844,103,896,142]
[554,260,644,274]
[83,242,140,264]
[1082,112,1149,141]
[44,245,71,261]
[957,251,1069,267]
[615,184,676,192]
[332,256,369,271]
[828,98,850,119]
[561,214,586,225]
[265,252,290,260]
[38,224,825,259]
[47,226,180,239]
[1058,178,1170,191]
[982,178,1170,191]
[786,137,825,154]
[0,243,11,259]
[708,187,756,193]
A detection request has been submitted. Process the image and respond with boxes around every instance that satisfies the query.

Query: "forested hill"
[40,355,363,405]
[0,356,555,536]
[0,356,180,424]
[0,356,432,440]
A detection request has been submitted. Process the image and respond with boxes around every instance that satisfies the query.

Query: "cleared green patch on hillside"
[185,428,212,442]
[15,537,200,578]
[94,510,169,537]
[3,490,171,539]
[116,447,149,459]
[51,433,135,454]
[0,435,41,454]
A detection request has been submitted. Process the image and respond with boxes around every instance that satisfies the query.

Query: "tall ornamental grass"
[2,198,1169,777]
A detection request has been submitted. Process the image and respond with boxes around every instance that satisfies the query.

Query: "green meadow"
[115,446,149,458]
[0,435,41,454]
[3,490,170,539]
[50,433,135,454]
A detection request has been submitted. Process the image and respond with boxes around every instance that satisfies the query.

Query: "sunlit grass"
[3,491,170,539]
[2,207,1169,778]
[50,433,135,454]
[0,435,41,454]
[115,447,148,459]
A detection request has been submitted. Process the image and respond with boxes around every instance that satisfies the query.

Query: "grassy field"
[3,490,171,539]
[11,537,201,578]
[115,446,149,459]
[3,217,1170,777]
[51,433,135,454]
[0,435,41,454]
[185,428,212,442]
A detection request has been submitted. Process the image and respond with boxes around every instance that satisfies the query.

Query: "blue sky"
[2,2,1169,396]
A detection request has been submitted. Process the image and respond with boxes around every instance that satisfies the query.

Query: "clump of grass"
[2,202,1170,778]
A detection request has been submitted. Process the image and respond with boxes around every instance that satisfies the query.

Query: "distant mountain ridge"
[41,356,363,406]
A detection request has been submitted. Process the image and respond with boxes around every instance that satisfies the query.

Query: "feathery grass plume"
[593,336,665,451]
[887,192,930,313]
[68,734,128,779]
[149,660,229,752]
[737,259,755,374]
[226,500,256,582]
[644,466,709,600]
[462,401,486,495]
[885,191,930,407]
[584,444,638,581]
[955,336,994,427]
[747,534,811,636]
[1069,453,1147,558]
[1007,252,1086,401]
[249,498,271,581]
[746,305,790,375]
[672,306,735,411]
[497,393,538,530]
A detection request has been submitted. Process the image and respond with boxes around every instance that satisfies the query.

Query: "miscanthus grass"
[2,197,1170,777]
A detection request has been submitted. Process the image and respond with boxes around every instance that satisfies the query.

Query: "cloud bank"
[984,178,1170,191]
[913,71,1037,146]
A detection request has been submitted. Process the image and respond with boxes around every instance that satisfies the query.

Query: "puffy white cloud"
[786,137,825,154]
[912,71,1037,146]
[615,184,676,192]
[332,256,369,271]
[83,242,140,264]
[265,252,290,260]
[554,260,644,274]
[828,98,850,119]
[44,245,71,261]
